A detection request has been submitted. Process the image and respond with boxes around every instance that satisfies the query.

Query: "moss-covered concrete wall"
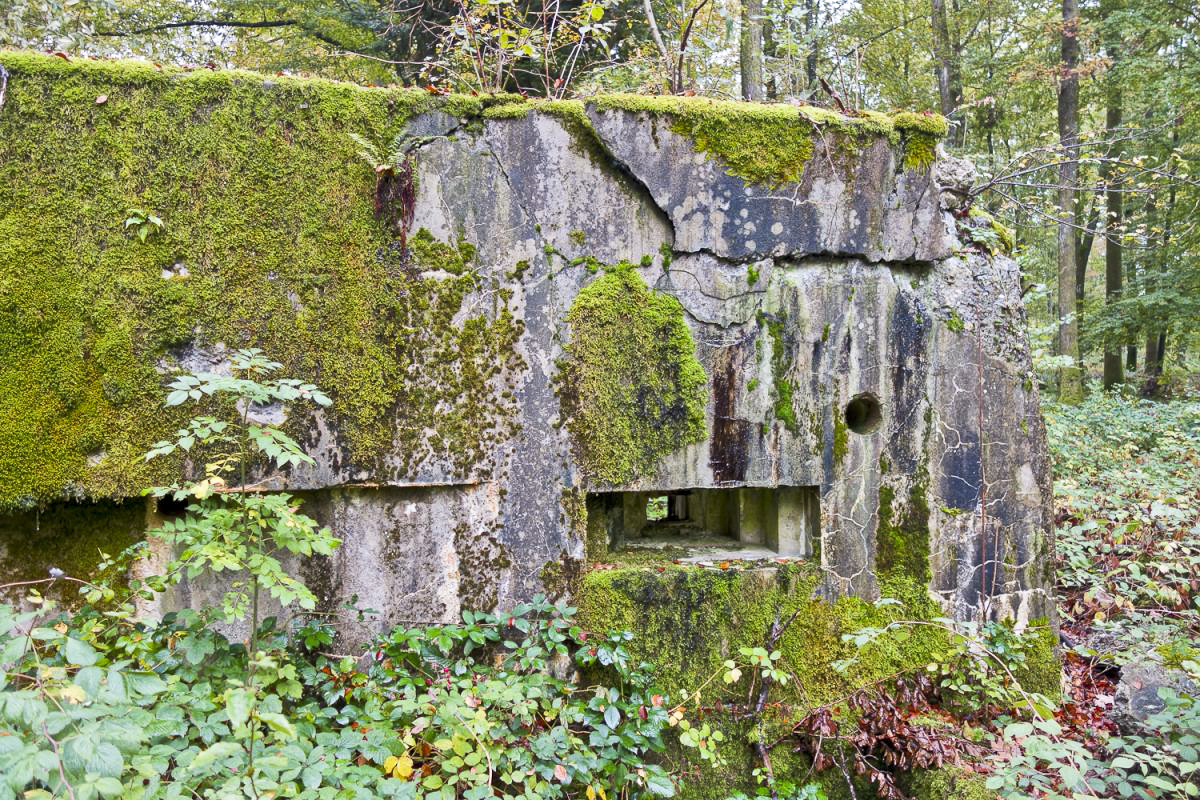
[0,53,1053,666]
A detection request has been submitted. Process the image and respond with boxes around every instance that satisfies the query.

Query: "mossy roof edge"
[0,51,947,139]
[0,50,489,118]
[587,93,949,139]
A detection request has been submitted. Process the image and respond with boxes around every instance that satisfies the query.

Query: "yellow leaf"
[599,787,608,800]
[60,684,87,704]
[394,755,414,779]
[587,787,597,800]
[384,756,399,774]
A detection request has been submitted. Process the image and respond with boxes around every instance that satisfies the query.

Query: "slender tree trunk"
[805,0,818,93]
[740,0,764,101]
[1101,98,1125,388]
[642,0,673,91]
[1057,0,1083,403]
[1101,0,1124,388]
[1075,193,1099,302]
[1125,234,1137,371]
[931,0,965,146]
[1143,125,1178,396]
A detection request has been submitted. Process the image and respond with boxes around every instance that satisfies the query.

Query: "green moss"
[967,208,1016,256]
[833,403,849,467]
[902,133,939,171]
[589,95,947,186]
[747,265,760,286]
[559,266,707,485]
[946,311,966,334]
[0,51,527,507]
[875,472,932,584]
[0,500,145,604]
[658,242,673,272]
[903,766,995,800]
[1011,619,1062,701]
[763,315,799,435]
[579,564,950,754]
[578,560,1005,798]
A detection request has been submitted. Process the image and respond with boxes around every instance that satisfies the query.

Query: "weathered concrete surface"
[0,66,1053,642]
[587,108,956,263]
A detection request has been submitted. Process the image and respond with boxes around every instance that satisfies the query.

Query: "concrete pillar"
[700,489,735,537]
[735,488,766,545]
[585,494,611,560]
[621,492,647,540]
[771,487,816,557]
[130,495,174,621]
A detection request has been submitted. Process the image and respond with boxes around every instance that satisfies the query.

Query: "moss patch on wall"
[0,501,145,604]
[577,563,948,705]
[762,314,799,435]
[589,95,948,186]
[0,52,524,508]
[1011,618,1062,701]
[559,266,708,486]
[578,563,954,798]
[875,473,932,584]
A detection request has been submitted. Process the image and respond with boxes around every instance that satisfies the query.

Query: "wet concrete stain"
[709,348,751,484]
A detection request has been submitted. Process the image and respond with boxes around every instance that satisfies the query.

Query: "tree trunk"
[931,0,965,146]
[740,0,764,101]
[1057,0,1083,403]
[1101,100,1124,388]
[1101,0,1124,389]
[1142,124,1178,397]
[805,0,818,93]
[642,0,673,92]
[1075,193,1099,302]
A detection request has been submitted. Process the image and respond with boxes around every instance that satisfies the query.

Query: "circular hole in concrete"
[844,393,882,434]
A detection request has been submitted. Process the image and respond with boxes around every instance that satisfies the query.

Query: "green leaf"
[64,637,97,666]
[642,765,675,797]
[603,705,620,729]
[93,777,123,798]
[258,712,297,739]
[188,742,242,772]
[225,688,253,729]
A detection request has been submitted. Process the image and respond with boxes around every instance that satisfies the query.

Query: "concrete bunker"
[586,487,818,560]
[0,53,1054,655]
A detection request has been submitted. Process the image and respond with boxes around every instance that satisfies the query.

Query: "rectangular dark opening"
[587,486,819,561]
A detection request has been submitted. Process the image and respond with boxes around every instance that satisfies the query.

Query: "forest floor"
[1045,388,1200,756]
